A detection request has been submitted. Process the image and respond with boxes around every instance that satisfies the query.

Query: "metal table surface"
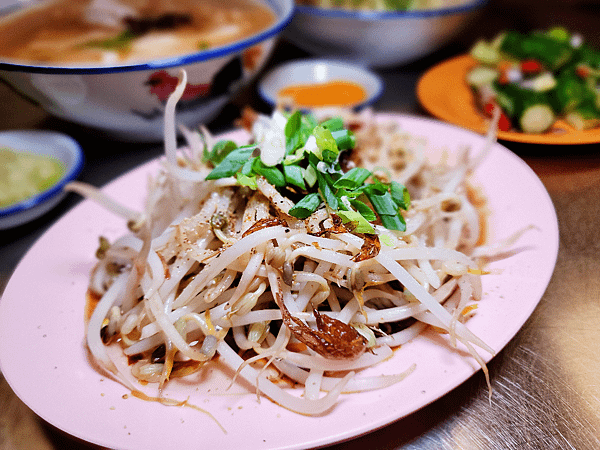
[2,1,600,449]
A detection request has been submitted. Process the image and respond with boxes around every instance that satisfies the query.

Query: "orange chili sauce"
[278,80,367,108]
[85,289,101,323]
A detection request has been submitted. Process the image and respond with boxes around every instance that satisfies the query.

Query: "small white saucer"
[258,58,383,109]
[0,130,84,229]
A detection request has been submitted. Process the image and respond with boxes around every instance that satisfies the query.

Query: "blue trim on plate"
[296,0,487,20]
[0,136,85,218]
[0,0,294,75]
[257,58,384,111]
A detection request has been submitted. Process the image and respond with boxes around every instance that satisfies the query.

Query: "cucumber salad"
[467,27,600,134]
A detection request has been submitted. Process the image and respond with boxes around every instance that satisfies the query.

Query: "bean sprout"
[68,72,515,416]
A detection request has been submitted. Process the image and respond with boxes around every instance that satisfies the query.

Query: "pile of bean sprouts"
[68,72,507,416]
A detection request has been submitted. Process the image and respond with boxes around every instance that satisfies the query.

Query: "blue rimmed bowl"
[0,130,84,229]
[0,0,294,142]
[285,0,487,68]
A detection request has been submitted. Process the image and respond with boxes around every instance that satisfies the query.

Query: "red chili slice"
[483,101,512,132]
[497,112,512,132]
[576,65,591,78]
[483,101,495,117]
[520,59,543,74]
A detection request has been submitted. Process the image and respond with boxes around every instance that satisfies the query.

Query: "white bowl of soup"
[285,0,487,68]
[0,0,294,141]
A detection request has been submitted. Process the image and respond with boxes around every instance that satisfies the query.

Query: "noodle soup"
[0,0,276,64]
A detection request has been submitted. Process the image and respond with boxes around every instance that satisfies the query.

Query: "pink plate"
[0,114,559,450]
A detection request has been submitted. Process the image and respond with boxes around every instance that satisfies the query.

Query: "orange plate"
[417,54,600,145]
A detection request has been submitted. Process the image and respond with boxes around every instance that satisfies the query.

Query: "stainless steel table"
[2,1,600,448]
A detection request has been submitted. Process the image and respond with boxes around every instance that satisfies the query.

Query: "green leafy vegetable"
[285,110,303,155]
[331,129,356,150]
[320,117,344,132]
[251,159,286,187]
[241,158,256,176]
[288,193,321,219]
[337,210,376,234]
[204,111,410,232]
[317,172,339,211]
[283,164,307,190]
[84,30,136,51]
[236,173,257,189]
[380,213,407,231]
[350,199,377,222]
[333,168,371,190]
[203,140,238,166]
[312,125,338,159]
[367,191,398,216]
[205,145,257,180]
[303,165,317,188]
[390,181,410,210]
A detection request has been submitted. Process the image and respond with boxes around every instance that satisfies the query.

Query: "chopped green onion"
[321,149,339,165]
[206,145,257,180]
[320,117,344,132]
[317,172,338,210]
[204,111,410,233]
[333,167,371,190]
[289,193,322,219]
[350,199,377,222]
[241,157,256,176]
[284,110,303,155]
[337,210,376,234]
[367,191,399,216]
[204,140,238,166]
[312,125,338,158]
[252,159,286,187]
[303,165,317,188]
[283,164,306,190]
[283,150,305,165]
[331,129,355,151]
[379,213,407,232]
[83,30,136,51]
[236,173,257,189]
[390,181,410,209]
[361,181,388,196]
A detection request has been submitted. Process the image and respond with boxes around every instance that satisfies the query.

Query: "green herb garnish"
[83,30,136,51]
[205,145,257,180]
[205,112,410,232]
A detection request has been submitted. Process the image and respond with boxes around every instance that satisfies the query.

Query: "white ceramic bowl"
[0,0,294,142]
[284,0,487,68]
[0,130,84,229]
[258,58,383,109]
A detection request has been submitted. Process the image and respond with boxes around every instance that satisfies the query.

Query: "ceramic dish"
[0,0,293,142]
[284,0,487,67]
[258,58,383,109]
[0,114,558,450]
[417,54,600,145]
[0,130,84,229]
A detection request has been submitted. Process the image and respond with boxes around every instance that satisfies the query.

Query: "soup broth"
[0,0,276,64]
